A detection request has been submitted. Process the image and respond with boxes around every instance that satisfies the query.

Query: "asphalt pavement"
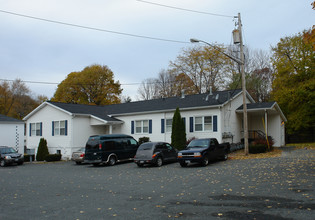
[0,148,314,220]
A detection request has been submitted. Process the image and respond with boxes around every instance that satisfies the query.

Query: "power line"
[0,9,188,44]
[136,0,234,18]
[0,78,141,86]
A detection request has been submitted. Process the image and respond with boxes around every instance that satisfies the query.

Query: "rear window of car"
[86,136,100,149]
[138,143,153,151]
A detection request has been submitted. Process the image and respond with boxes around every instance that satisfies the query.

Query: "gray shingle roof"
[48,89,242,121]
[0,114,24,123]
[236,102,276,111]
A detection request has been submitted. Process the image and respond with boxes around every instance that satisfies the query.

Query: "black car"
[0,146,24,167]
[177,138,230,167]
[134,142,178,167]
[84,134,139,166]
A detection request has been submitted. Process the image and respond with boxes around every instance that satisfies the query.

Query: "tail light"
[99,144,102,150]
[80,153,85,157]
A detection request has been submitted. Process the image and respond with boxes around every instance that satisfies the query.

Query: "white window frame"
[135,120,149,134]
[165,119,173,133]
[53,120,66,136]
[194,116,213,132]
[30,123,41,136]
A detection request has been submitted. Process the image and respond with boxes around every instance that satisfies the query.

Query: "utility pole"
[190,12,249,155]
[237,13,249,155]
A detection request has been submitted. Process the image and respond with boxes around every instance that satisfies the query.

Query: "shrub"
[36,138,49,161]
[139,137,150,145]
[249,144,268,154]
[171,107,186,150]
[251,136,274,152]
[45,154,62,162]
[23,154,35,162]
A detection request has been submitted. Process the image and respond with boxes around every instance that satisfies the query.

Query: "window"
[165,119,172,132]
[52,120,67,136]
[30,122,42,136]
[194,116,213,132]
[135,120,149,134]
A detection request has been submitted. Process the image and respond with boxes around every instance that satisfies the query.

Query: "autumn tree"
[52,64,122,105]
[0,79,42,119]
[137,78,159,100]
[271,28,315,134]
[226,48,274,102]
[170,45,233,94]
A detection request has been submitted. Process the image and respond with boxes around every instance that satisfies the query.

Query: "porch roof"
[236,102,287,122]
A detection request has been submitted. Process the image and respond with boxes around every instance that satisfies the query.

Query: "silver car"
[71,147,86,165]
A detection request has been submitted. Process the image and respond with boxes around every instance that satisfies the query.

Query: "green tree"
[52,64,122,105]
[171,108,186,150]
[36,138,49,161]
[271,29,315,134]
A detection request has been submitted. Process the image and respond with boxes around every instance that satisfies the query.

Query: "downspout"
[263,110,270,150]
[164,112,166,142]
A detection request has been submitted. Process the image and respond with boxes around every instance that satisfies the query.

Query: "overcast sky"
[1,0,314,101]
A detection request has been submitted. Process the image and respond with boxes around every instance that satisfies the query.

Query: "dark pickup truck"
[177,138,230,167]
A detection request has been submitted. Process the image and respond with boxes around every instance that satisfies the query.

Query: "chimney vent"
[181,90,185,99]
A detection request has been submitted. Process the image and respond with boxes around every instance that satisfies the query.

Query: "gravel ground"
[0,148,314,220]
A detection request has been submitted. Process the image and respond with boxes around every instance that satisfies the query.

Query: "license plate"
[140,161,144,164]
[185,160,191,164]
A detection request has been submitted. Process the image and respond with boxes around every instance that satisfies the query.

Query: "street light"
[189,38,243,65]
[190,13,249,155]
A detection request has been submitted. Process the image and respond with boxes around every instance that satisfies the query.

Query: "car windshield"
[187,139,209,149]
[138,143,153,151]
[0,147,17,154]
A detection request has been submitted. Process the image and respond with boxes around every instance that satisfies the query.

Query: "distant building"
[0,114,25,154]
[23,89,287,159]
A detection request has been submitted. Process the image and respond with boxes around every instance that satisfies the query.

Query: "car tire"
[179,162,187,167]
[75,161,82,165]
[0,160,6,167]
[108,156,117,166]
[155,157,163,167]
[18,161,24,165]
[201,157,209,166]
[222,152,228,161]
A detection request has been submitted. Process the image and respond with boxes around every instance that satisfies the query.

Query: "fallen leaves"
[229,148,283,160]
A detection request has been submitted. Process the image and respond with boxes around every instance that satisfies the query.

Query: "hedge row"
[45,154,62,162]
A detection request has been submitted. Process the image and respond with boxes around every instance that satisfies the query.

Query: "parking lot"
[0,148,314,220]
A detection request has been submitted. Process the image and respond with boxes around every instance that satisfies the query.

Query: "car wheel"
[18,161,24,165]
[155,157,163,167]
[222,152,228,161]
[0,160,6,167]
[201,157,209,166]
[108,156,117,166]
[179,162,187,167]
[75,161,82,165]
